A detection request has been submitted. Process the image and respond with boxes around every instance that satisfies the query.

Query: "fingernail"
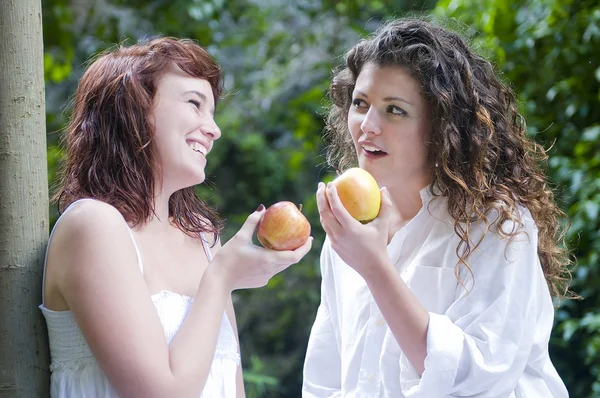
[318,182,325,189]
[256,204,265,211]
[327,182,332,190]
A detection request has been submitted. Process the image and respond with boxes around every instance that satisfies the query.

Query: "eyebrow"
[183,90,215,116]
[355,90,414,106]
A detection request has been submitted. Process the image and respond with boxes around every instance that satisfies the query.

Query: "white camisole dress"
[39,199,240,397]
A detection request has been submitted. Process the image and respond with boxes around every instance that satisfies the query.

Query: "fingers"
[293,236,314,260]
[316,182,341,235]
[236,205,266,239]
[372,187,396,226]
[270,236,314,266]
[325,182,359,229]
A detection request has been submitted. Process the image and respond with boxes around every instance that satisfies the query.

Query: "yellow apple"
[257,201,311,251]
[327,167,381,223]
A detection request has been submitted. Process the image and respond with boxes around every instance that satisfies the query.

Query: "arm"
[319,183,554,396]
[363,258,429,375]
[52,201,311,398]
[302,238,343,397]
[395,220,547,397]
[317,183,429,374]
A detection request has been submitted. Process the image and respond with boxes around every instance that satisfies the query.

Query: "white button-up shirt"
[302,188,568,397]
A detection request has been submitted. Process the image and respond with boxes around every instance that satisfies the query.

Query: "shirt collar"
[419,183,439,205]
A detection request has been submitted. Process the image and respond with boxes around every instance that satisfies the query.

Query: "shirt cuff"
[401,312,464,397]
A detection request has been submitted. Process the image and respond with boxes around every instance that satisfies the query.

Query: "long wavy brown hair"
[325,17,574,299]
[54,37,223,243]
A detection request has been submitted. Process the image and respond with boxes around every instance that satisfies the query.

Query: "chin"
[192,174,206,186]
[357,161,381,180]
[180,171,206,189]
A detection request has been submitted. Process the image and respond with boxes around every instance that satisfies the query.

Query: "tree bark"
[0,0,50,396]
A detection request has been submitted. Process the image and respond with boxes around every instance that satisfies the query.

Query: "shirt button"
[375,318,386,327]
[366,372,376,382]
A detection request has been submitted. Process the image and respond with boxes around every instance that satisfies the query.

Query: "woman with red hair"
[40,37,312,397]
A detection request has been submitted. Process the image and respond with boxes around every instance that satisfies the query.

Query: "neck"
[136,185,174,234]
[386,176,431,231]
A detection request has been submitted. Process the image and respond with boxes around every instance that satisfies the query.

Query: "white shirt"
[302,187,568,397]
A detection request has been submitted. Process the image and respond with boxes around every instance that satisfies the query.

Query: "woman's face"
[151,65,221,193]
[348,62,433,192]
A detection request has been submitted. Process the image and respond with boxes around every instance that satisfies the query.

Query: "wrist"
[361,252,396,287]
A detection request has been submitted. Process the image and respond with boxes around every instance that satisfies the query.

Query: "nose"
[360,107,382,136]
[203,117,221,141]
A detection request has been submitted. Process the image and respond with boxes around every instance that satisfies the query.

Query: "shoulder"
[59,199,128,230]
[467,204,538,265]
[46,199,140,308]
[48,199,134,265]
[488,204,537,242]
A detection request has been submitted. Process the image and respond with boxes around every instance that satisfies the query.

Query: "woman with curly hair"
[40,37,312,397]
[303,17,571,397]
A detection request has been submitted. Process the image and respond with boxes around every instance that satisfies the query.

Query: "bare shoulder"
[49,199,136,265]
[56,199,128,236]
[45,199,139,308]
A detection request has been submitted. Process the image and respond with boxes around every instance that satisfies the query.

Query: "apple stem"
[298,203,303,212]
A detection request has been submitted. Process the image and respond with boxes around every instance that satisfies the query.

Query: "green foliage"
[42,0,598,395]
[435,1,600,396]
[42,1,432,395]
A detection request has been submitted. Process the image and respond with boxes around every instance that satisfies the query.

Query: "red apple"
[327,167,381,223]
[257,201,311,251]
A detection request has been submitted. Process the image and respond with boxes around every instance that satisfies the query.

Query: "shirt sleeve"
[302,238,343,397]
[400,216,555,397]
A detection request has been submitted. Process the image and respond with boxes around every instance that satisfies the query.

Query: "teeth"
[189,142,207,156]
[362,144,383,153]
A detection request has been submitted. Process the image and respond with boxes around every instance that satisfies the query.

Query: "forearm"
[364,258,429,375]
[166,266,231,395]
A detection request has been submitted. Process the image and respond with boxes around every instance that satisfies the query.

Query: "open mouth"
[361,144,387,157]
[188,141,207,156]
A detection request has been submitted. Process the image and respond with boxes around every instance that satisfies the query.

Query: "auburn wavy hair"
[325,18,574,298]
[54,37,223,243]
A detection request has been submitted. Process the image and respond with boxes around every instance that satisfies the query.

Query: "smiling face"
[348,62,433,193]
[151,65,221,194]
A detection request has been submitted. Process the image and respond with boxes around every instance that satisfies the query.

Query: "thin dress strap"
[126,229,144,275]
[200,232,213,261]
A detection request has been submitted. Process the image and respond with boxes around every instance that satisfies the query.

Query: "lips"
[187,140,208,156]
[360,141,387,157]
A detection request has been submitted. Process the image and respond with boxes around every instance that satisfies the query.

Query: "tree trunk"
[0,0,50,396]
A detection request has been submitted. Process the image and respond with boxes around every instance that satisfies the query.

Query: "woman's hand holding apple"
[257,202,311,251]
[317,178,395,280]
[208,207,313,291]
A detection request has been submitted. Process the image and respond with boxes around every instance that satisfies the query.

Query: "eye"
[352,98,368,108]
[188,99,201,109]
[387,105,407,116]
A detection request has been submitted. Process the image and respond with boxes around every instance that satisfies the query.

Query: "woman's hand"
[209,206,313,291]
[317,182,396,278]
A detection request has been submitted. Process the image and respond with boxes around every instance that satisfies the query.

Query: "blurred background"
[42,0,600,396]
